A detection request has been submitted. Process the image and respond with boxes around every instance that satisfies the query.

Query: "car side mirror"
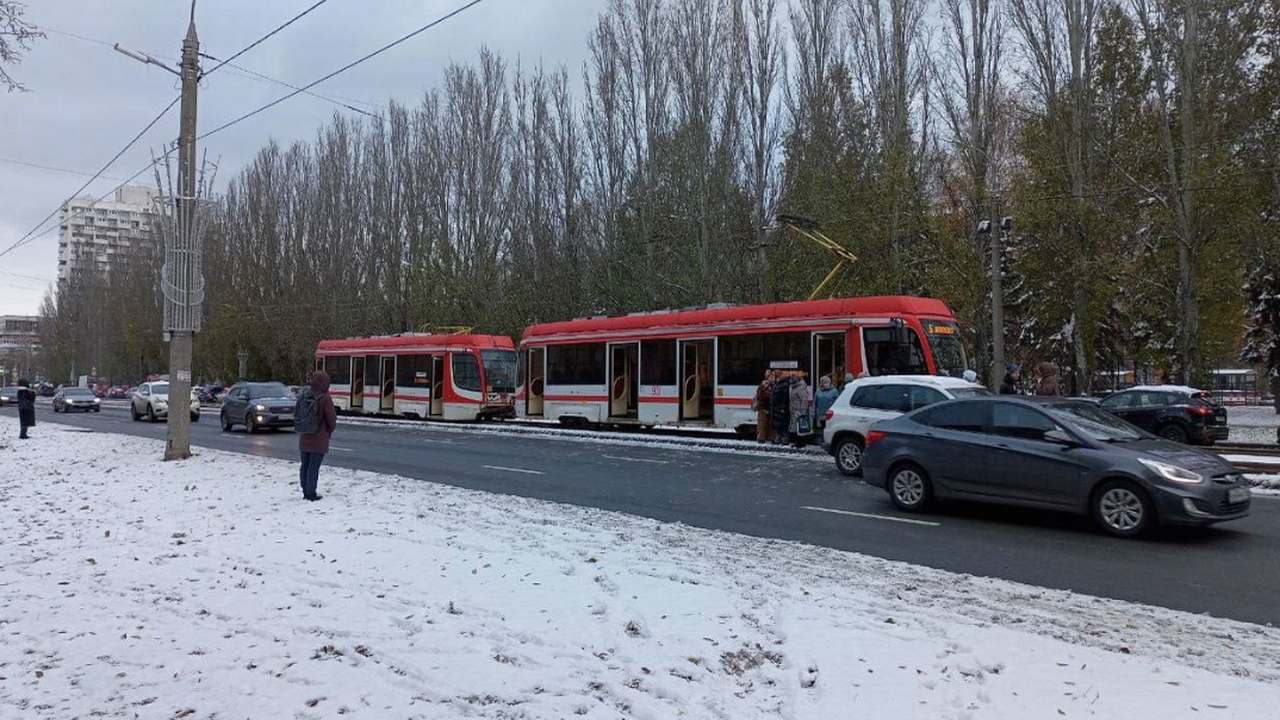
[1045,429,1078,448]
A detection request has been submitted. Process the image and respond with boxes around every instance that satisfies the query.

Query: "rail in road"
[7,398,1280,627]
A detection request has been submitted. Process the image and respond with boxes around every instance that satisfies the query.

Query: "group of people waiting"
[753,369,851,446]
[1000,362,1064,396]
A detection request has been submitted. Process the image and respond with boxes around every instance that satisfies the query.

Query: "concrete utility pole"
[164,4,200,460]
[978,199,1010,391]
[116,2,204,460]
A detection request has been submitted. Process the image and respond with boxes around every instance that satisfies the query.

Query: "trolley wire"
[201,0,332,79]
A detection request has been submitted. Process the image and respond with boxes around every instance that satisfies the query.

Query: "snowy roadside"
[2,427,1279,719]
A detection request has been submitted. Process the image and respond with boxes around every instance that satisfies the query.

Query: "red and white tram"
[315,334,518,421]
[517,296,968,432]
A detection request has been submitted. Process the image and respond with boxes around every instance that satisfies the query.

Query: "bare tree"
[735,0,785,299]
[0,0,42,92]
[1009,0,1103,393]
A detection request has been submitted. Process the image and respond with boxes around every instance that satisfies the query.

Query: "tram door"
[351,356,365,407]
[527,347,545,416]
[812,332,846,386]
[679,339,714,420]
[380,357,396,412]
[430,355,445,417]
[609,343,639,418]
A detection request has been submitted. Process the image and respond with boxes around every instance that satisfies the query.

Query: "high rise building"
[0,314,40,383]
[57,185,158,285]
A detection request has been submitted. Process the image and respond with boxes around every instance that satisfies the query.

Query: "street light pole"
[989,197,1005,391]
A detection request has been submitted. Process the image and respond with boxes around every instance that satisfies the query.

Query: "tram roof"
[316,334,514,355]
[522,296,955,341]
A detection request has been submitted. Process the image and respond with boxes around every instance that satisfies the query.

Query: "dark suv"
[219,381,297,433]
[1098,387,1227,445]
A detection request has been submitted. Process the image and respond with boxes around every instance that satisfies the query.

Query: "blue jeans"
[299,451,325,497]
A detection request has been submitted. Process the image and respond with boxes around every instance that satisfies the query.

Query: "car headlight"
[94,398,100,403]
[1138,458,1203,484]
[255,404,266,412]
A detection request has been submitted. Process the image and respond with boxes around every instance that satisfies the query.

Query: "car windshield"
[949,387,992,399]
[151,383,169,395]
[920,320,968,377]
[65,389,94,397]
[248,383,289,399]
[1,387,17,394]
[1044,402,1144,442]
[481,350,518,393]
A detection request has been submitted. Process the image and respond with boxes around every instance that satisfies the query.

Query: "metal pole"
[164,5,199,461]
[989,197,1005,390]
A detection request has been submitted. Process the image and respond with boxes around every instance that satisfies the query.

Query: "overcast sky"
[0,0,606,315]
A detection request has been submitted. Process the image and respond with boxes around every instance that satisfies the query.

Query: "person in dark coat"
[754,371,776,443]
[999,364,1021,395]
[17,379,36,439]
[1035,362,1064,397]
[770,373,793,445]
[297,370,337,501]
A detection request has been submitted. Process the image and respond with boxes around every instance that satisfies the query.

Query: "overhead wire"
[200,0,331,79]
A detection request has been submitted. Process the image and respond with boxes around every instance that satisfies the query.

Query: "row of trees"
[36,0,1280,391]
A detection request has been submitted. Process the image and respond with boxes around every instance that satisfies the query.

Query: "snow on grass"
[1226,405,1280,445]
[2,425,1280,719]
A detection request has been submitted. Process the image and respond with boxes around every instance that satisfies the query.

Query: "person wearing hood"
[1000,364,1021,395]
[296,370,338,501]
[770,373,793,445]
[813,375,839,431]
[16,378,35,439]
[1035,362,1064,397]
[788,372,811,446]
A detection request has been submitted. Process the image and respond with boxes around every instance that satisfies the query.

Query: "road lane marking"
[483,464,545,475]
[801,505,940,527]
[602,454,669,465]
[331,446,355,452]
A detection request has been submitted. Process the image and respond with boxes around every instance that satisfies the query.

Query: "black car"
[860,396,1250,537]
[54,387,102,413]
[1098,386,1228,445]
[220,381,296,433]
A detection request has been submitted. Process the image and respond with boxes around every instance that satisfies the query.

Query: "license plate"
[1228,487,1250,504]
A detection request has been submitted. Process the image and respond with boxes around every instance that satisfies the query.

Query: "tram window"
[363,355,379,387]
[517,349,527,390]
[452,353,483,392]
[641,339,676,385]
[480,350,518,393]
[324,356,351,384]
[396,355,432,387]
[764,332,811,374]
[719,334,767,386]
[863,327,928,376]
[548,343,606,385]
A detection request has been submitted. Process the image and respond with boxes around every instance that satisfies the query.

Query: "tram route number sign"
[769,360,799,370]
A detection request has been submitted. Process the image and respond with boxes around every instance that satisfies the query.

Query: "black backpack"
[295,390,321,434]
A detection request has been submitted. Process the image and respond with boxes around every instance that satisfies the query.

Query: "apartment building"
[57,185,158,284]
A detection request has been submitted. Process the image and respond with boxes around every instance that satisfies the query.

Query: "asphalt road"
[8,399,1280,627]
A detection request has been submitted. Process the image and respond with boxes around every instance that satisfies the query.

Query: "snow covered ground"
[1225,405,1279,445]
[3,426,1280,719]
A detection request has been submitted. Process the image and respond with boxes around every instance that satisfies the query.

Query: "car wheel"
[190,413,200,422]
[221,413,233,432]
[94,407,101,413]
[1092,480,1154,538]
[1157,423,1188,444]
[148,406,157,423]
[833,436,865,477]
[888,463,933,512]
[245,413,257,434]
[131,405,140,421]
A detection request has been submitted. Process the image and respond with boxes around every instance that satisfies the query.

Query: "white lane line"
[483,464,545,476]
[330,446,355,452]
[801,505,941,527]
[602,454,669,465]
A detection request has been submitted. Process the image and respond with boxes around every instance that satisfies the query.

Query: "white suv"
[130,381,201,423]
[823,375,989,476]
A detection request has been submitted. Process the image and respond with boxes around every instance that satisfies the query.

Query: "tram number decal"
[649,384,663,397]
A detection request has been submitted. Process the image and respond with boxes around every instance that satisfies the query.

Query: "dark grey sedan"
[219,381,296,433]
[860,397,1251,537]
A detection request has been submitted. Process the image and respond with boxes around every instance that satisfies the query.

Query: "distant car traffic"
[1098,386,1228,445]
[198,384,225,404]
[822,375,990,476]
[37,382,56,397]
[54,387,101,413]
[220,381,297,433]
[107,386,129,399]
[130,381,200,423]
[0,386,19,407]
[860,396,1250,537]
